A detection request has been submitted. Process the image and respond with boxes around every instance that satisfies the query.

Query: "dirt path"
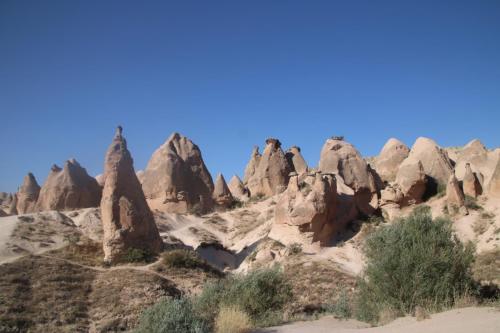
[256,307,500,333]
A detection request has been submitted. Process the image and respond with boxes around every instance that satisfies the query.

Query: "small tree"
[355,206,475,323]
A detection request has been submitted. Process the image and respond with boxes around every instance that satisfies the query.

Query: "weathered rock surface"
[95,174,105,187]
[285,146,308,174]
[462,163,482,198]
[228,175,250,202]
[8,194,18,215]
[446,173,468,215]
[455,139,497,188]
[405,137,453,186]
[36,159,102,212]
[394,160,427,206]
[101,127,163,262]
[374,138,410,182]
[213,174,233,208]
[142,132,214,214]
[488,156,500,198]
[275,172,338,245]
[135,170,145,184]
[16,173,40,214]
[318,137,378,215]
[246,138,293,197]
[243,146,261,184]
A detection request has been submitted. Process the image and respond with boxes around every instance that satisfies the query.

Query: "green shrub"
[355,207,476,323]
[123,248,154,263]
[194,267,292,327]
[464,195,482,210]
[135,298,209,333]
[323,290,352,319]
[287,243,302,255]
[162,250,208,269]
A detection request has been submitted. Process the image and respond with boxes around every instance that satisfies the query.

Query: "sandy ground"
[256,307,500,333]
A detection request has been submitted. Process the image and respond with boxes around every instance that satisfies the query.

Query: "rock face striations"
[101,127,163,263]
[36,159,101,212]
[142,133,214,214]
[246,138,293,197]
[16,173,40,214]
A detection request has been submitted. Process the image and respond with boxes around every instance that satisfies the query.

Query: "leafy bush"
[123,248,154,263]
[135,298,209,333]
[215,306,252,333]
[195,267,292,327]
[162,250,208,269]
[355,207,476,323]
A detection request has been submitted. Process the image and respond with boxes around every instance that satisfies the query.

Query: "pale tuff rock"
[446,173,468,215]
[285,146,308,174]
[142,132,214,214]
[228,175,249,202]
[16,173,40,214]
[318,137,378,215]
[8,193,18,215]
[243,146,261,184]
[136,170,145,184]
[455,139,497,188]
[462,163,482,198]
[36,159,102,212]
[0,192,13,215]
[405,137,453,186]
[394,160,427,206]
[374,138,410,182]
[95,174,105,187]
[275,171,338,245]
[213,173,233,207]
[246,138,293,197]
[101,127,163,263]
[488,156,500,198]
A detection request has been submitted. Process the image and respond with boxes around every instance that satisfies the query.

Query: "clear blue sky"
[1,1,499,192]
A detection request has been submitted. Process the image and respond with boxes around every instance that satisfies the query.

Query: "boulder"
[213,173,233,208]
[142,132,214,214]
[285,146,308,174]
[395,160,427,206]
[243,146,261,184]
[16,173,40,214]
[446,174,468,215]
[228,175,249,202]
[275,171,338,245]
[246,138,293,197]
[36,159,102,212]
[455,139,497,187]
[374,138,410,182]
[405,137,453,186]
[462,163,482,198]
[101,127,163,263]
[318,137,378,215]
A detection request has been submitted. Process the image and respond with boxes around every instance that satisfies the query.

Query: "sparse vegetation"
[215,306,252,333]
[472,218,489,236]
[162,249,216,273]
[123,247,155,263]
[354,206,476,324]
[323,290,352,319]
[287,242,302,255]
[464,195,482,210]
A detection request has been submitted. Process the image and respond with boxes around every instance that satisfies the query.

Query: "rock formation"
[275,171,338,245]
[405,137,453,187]
[7,194,18,215]
[101,127,163,263]
[243,146,261,184]
[394,160,427,206]
[142,132,214,214]
[228,175,249,202]
[16,173,40,214]
[488,157,500,198]
[36,159,102,212]
[285,146,308,174]
[462,163,482,198]
[374,138,410,182]
[136,170,145,184]
[246,138,293,197]
[213,173,233,208]
[446,173,468,215]
[95,174,105,187]
[318,137,378,215]
[454,139,498,188]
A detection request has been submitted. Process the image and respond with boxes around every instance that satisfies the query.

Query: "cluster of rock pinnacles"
[3,127,500,261]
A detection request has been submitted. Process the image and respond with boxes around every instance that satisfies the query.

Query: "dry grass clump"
[47,236,104,266]
[472,218,489,235]
[473,249,500,284]
[215,306,252,333]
